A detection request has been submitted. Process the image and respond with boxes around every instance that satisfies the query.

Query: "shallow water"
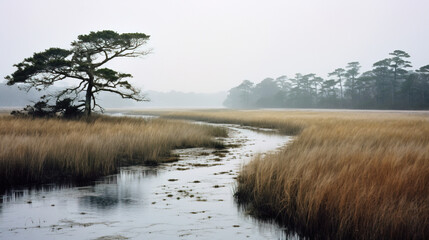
[0,121,295,240]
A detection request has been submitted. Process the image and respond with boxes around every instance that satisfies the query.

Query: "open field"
[0,115,226,188]
[133,109,429,239]
[0,108,13,116]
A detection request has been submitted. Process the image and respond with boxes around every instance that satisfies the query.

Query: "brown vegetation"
[144,110,429,239]
[0,115,226,188]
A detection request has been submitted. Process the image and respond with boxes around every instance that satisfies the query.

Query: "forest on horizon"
[224,50,429,110]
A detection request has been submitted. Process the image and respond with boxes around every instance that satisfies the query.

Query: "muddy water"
[0,122,295,240]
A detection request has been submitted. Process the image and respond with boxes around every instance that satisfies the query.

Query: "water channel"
[0,117,294,239]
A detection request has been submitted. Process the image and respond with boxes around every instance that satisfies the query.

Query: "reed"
[0,115,226,188]
[141,109,429,239]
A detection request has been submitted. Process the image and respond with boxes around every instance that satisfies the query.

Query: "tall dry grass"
[143,110,429,239]
[0,115,226,187]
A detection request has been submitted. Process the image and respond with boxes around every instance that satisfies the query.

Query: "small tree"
[328,68,346,107]
[310,75,324,104]
[344,61,361,103]
[416,65,429,107]
[5,30,151,116]
[389,50,412,107]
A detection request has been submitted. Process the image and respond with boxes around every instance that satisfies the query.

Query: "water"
[0,121,295,240]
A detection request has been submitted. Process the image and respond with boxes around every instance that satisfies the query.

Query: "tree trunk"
[392,68,397,108]
[339,76,343,108]
[84,83,93,116]
[84,72,94,117]
[84,56,94,117]
[351,76,355,104]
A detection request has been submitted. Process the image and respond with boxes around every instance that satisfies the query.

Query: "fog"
[1,0,428,96]
[0,85,226,108]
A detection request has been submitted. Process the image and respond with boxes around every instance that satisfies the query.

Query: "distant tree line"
[223,50,429,109]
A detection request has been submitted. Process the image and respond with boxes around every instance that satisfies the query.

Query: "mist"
[0,85,226,109]
[1,0,429,96]
[1,1,428,239]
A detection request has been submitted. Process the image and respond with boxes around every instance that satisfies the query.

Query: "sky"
[0,0,428,93]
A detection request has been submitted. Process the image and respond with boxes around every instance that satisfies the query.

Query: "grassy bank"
[139,109,429,239]
[0,115,226,188]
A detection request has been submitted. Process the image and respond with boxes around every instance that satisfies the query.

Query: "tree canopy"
[5,30,151,116]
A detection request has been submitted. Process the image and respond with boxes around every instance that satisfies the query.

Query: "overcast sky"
[1,0,428,93]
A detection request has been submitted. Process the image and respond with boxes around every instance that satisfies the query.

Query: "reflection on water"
[79,167,159,211]
[0,122,297,240]
[1,183,74,204]
[1,166,158,205]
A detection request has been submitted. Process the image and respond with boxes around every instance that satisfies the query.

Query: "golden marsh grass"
[0,115,226,187]
[145,109,429,239]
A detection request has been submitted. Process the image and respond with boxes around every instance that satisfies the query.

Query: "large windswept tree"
[5,30,151,116]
